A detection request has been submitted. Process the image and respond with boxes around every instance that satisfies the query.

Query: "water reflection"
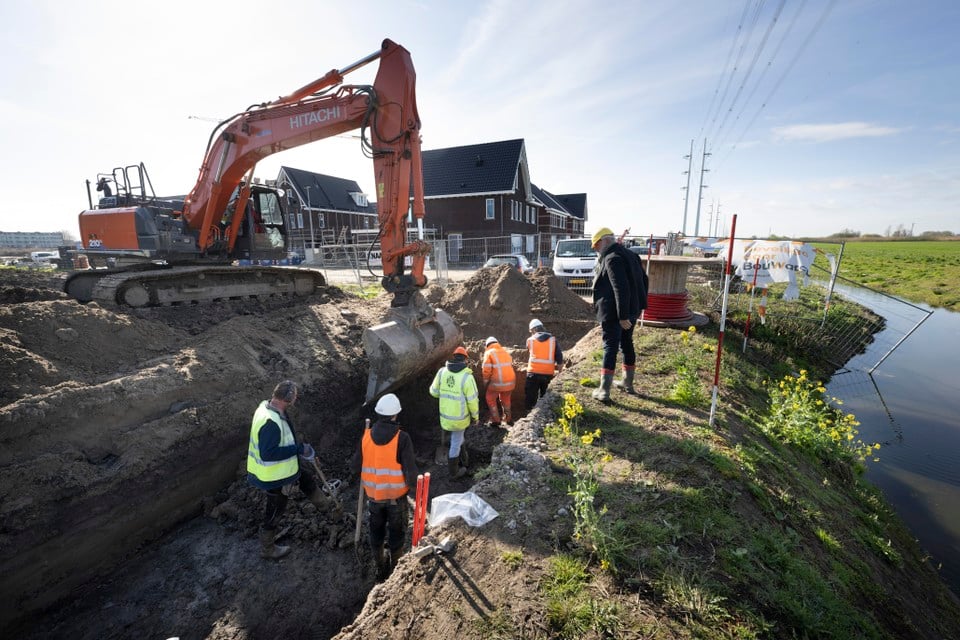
[826,297,960,594]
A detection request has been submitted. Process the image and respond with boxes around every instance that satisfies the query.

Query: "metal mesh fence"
[689,242,932,374]
[305,233,930,375]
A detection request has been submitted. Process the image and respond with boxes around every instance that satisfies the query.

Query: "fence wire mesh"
[304,233,929,376]
[692,243,931,374]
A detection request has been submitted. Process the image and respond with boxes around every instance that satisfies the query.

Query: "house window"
[296,213,304,229]
[485,198,495,220]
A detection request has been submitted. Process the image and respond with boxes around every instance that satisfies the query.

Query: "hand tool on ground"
[310,457,341,499]
[411,535,455,560]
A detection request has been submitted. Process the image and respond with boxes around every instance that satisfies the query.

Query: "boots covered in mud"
[448,456,467,479]
[259,528,290,560]
[374,546,390,580]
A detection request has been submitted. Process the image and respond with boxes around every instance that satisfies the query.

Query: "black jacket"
[592,243,649,323]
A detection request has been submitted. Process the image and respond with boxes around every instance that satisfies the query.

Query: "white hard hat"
[374,393,402,416]
[485,336,498,346]
[529,318,544,331]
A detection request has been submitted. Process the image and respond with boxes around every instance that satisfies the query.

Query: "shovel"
[434,428,448,465]
[354,419,370,557]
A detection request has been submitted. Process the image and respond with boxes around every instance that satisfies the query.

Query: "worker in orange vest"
[525,319,564,410]
[481,336,516,428]
[349,393,419,580]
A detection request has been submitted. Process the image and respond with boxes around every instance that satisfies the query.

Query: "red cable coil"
[644,291,693,322]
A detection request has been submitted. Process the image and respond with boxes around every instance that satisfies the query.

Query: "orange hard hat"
[454,346,468,357]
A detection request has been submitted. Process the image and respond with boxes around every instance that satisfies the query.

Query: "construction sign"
[719,240,817,300]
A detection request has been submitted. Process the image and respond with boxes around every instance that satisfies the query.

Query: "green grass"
[812,239,960,310]
[524,285,960,639]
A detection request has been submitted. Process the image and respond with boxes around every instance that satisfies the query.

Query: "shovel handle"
[354,418,370,545]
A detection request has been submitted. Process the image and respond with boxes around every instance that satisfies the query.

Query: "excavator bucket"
[363,293,461,403]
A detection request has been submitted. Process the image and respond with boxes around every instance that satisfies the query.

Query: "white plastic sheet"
[428,491,498,528]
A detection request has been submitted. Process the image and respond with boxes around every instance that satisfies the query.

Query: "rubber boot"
[448,456,467,479]
[504,408,513,426]
[459,446,470,468]
[374,546,390,580]
[259,528,291,560]
[613,367,636,394]
[591,373,614,402]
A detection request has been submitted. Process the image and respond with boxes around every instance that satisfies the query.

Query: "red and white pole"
[709,214,737,428]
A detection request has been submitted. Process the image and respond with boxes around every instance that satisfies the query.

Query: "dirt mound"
[438,265,594,348]
[1,265,599,638]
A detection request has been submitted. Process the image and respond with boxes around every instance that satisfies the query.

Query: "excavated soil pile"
[1,266,599,639]
[430,264,594,348]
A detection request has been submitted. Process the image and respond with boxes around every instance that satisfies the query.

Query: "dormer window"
[349,192,368,207]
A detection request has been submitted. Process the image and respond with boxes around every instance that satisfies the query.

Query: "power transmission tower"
[694,139,711,236]
[681,139,693,235]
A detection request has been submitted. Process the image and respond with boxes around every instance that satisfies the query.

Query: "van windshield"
[555,239,596,258]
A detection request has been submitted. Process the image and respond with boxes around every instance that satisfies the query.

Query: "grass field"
[815,240,960,311]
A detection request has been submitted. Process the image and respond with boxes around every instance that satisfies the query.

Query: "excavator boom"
[68,39,460,402]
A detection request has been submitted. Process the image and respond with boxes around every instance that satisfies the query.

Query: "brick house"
[273,166,376,251]
[421,138,587,257]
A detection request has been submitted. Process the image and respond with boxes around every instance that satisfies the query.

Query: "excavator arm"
[182,38,429,297]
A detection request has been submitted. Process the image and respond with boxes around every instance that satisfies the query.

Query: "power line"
[712,0,788,150]
[702,0,767,144]
[714,0,808,153]
[717,0,839,168]
[696,0,752,141]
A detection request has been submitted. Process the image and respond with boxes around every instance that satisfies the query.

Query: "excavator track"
[65,265,325,307]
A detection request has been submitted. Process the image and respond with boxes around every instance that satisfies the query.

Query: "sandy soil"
[0,264,596,638]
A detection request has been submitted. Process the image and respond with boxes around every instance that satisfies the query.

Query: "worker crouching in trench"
[246,380,330,559]
[350,393,420,580]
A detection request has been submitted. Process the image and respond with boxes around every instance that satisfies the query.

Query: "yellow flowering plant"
[762,370,879,468]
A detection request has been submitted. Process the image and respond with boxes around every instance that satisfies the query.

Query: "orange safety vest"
[527,334,558,375]
[482,344,516,391]
[359,429,407,501]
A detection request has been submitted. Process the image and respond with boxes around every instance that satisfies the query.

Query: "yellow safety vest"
[482,344,516,391]
[429,367,478,431]
[360,429,407,501]
[247,401,299,484]
[527,335,558,375]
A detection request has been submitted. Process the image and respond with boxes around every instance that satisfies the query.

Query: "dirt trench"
[0,265,595,638]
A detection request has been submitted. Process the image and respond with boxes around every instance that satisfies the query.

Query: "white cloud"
[772,122,902,143]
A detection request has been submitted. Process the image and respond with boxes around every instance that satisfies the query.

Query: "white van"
[552,238,597,291]
[29,251,60,264]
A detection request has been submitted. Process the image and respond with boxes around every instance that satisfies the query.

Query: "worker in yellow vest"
[428,346,479,479]
[481,336,516,428]
[247,380,324,559]
[525,319,564,410]
[349,393,419,580]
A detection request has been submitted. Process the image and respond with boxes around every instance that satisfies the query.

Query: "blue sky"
[1,0,957,240]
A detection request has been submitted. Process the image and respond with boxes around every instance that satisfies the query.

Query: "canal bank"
[827,287,960,595]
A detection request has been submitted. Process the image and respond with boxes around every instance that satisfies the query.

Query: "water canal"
[826,286,960,595]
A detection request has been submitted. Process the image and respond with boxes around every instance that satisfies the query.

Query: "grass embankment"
[515,288,960,639]
[815,240,960,311]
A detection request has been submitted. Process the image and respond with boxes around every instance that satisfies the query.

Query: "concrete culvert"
[0,265,596,638]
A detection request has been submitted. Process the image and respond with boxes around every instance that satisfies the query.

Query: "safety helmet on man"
[485,336,498,347]
[591,227,614,247]
[529,319,544,332]
[454,346,469,358]
[374,393,402,416]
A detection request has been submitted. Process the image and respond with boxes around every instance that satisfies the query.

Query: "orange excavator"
[64,39,460,401]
